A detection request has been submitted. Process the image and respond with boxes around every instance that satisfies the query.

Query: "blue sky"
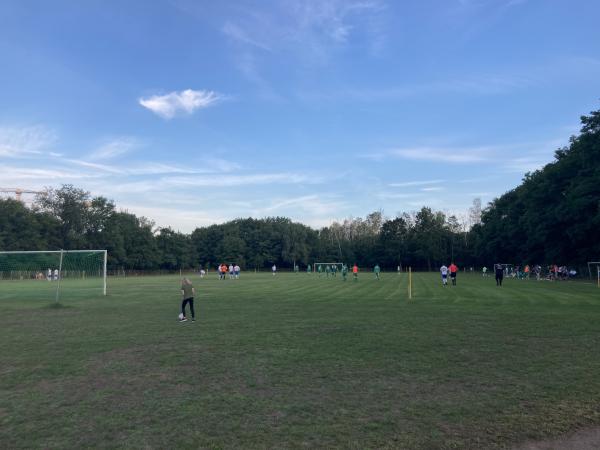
[1,0,599,231]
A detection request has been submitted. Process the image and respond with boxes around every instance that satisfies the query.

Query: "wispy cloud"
[0,165,97,182]
[252,194,349,225]
[421,186,443,192]
[161,172,319,188]
[220,0,388,83]
[222,21,272,51]
[386,146,491,163]
[0,125,57,158]
[389,179,445,188]
[139,89,222,119]
[298,73,532,104]
[65,159,125,174]
[90,137,139,160]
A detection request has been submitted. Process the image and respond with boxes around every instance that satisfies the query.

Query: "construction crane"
[0,187,45,202]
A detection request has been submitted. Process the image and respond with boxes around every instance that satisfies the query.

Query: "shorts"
[450,272,456,279]
[442,274,447,279]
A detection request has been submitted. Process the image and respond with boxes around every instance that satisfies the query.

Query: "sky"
[1,0,600,232]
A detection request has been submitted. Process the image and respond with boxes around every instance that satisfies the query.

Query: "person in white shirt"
[234,265,240,279]
[272,264,277,276]
[53,268,59,281]
[440,265,448,286]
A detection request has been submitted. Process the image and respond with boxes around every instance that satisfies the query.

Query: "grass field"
[1,271,600,449]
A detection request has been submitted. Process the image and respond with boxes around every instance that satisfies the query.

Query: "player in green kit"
[307,264,311,273]
[317,264,323,277]
[374,264,381,280]
[331,264,337,277]
[342,264,348,281]
[325,264,331,278]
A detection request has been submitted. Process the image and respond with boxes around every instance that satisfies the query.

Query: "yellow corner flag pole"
[408,267,412,300]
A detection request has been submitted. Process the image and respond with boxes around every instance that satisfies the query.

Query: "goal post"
[0,249,108,302]
[588,262,600,287]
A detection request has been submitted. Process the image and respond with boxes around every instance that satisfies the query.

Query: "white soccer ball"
[178,313,184,320]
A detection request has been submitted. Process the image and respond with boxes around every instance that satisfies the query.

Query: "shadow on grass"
[43,302,74,310]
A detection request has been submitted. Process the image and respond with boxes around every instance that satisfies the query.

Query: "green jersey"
[181,283,194,299]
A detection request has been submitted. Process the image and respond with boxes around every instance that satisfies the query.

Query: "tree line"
[1,108,598,272]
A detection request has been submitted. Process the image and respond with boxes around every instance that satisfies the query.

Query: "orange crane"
[0,187,45,202]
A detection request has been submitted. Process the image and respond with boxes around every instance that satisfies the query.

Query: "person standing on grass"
[352,264,358,281]
[495,263,504,286]
[272,264,277,276]
[440,264,448,286]
[482,266,488,277]
[374,264,381,280]
[180,278,195,322]
[449,262,458,286]
[342,264,348,281]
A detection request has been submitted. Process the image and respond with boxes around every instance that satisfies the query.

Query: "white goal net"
[0,250,107,302]
[588,262,600,286]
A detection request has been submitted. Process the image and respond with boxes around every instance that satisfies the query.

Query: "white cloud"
[161,172,318,188]
[0,165,96,183]
[90,137,139,160]
[421,187,443,192]
[251,194,350,227]
[0,125,57,158]
[502,156,550,173]
[389,179,445,188]
[220,0,387,83]
[388,146,490,163]
[222,21,272,51]
[139,89,222,119]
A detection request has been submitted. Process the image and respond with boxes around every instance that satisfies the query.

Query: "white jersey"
[440,265,448,276]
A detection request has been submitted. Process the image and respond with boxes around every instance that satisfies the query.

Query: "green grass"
[1,272,600,448]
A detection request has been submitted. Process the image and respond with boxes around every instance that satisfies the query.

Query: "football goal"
[588,262,600,287]
[0,250,107,302]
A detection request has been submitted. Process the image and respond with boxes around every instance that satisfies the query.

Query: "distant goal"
[0,250,107,302]
[588,261,600,287]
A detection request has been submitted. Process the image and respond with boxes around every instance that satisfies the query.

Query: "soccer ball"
[178,313,184,320]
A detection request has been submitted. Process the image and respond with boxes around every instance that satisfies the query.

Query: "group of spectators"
[486,263,576,285]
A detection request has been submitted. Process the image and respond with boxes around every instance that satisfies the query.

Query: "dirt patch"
[515,427,600,450]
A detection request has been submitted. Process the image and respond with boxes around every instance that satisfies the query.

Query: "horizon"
[1,0,600,232]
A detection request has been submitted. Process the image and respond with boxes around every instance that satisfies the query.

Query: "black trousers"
[495,273,503,286]
[181,297,195,318]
